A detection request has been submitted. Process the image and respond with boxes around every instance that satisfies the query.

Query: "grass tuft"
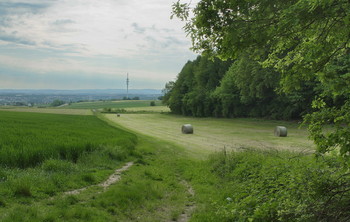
[0,199,6,207]
[12,179,32,197]
[41,159,76,173]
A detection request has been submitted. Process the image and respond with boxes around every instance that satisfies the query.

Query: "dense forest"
[163,54,322,120]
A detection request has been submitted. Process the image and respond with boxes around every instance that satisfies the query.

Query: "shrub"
[207,149,350,221]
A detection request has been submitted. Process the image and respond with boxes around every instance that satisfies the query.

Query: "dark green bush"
[207,149,350,221]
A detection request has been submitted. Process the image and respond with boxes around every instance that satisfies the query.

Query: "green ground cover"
[0,112,193,221]
[66,100,163,110]
[0,107,91,115]
[0,111,137,211]
[105,112,350,221]
[106,113,314,156]
[0,107,348,221]
[186,149,350,222]
[0,111,136,168]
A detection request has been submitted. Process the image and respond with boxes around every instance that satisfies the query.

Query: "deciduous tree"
[172,0,350,158]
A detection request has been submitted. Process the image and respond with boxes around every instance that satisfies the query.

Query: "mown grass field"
[106,113,314,157]
[66,100,164,110]
[122,105,170,113]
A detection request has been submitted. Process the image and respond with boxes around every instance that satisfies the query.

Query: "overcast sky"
[0,0,197,90]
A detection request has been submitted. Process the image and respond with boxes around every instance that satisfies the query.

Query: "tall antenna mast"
[126,73,129,99]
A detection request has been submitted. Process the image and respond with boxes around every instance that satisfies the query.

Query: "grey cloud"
[132,23,175,35]
[145,36,157,44]
[150,25,174,33]
[52,19,75,26]
[0,17,12,28]
[132,23,146,34]
[0,2,53,15]
[144,36,171,49]
[160,28,174,33]
[0,31,36,46]
[39,40,88,55]
[143,35,187,49]
[164,36,187,46]
[50,19,77,33]
[0,1,55,28]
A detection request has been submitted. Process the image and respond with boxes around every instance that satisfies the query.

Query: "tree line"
[163,54,322,120]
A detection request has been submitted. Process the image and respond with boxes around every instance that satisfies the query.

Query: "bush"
[207,149,350,221]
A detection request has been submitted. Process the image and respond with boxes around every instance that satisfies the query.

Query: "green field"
[0,107,92,115]
[106,113,314,157]
[0,110,194,221]
[0,110,139,220]
[0,111,136,168]
[0,103,348,221]
[66,100,164,110]
[103,112,349,221]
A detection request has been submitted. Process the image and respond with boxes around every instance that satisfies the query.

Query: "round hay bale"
[274,126,287,137]
[182,124,193,134]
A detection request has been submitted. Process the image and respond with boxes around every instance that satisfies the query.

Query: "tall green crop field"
[0,110,138,212]
[0,111,136,168]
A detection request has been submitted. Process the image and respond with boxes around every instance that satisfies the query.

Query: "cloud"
[0,0,198,89]
[52,19,75,26]
[132,23,146,34]
[0,1,54,20]
[0,30,36,46]
[0,0,192,56]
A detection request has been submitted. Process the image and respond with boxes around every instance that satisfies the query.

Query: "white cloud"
[0,0,198,89]
[1,0,192,56]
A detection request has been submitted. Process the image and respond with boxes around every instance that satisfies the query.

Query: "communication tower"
[126,73,129,99]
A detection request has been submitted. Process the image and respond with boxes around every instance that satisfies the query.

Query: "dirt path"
[64,161,134,195]
[177,180,196,222]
